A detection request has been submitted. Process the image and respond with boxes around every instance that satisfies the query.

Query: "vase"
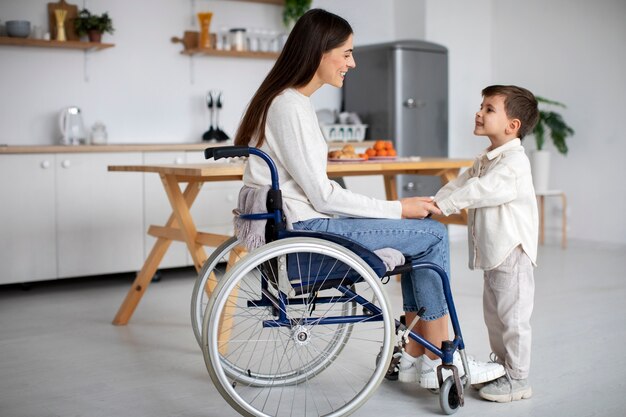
[54,9,67,41]
[530,149,551,192]
[197,12,213,49]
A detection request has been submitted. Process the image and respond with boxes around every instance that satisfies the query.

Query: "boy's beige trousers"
[483,245,535,380]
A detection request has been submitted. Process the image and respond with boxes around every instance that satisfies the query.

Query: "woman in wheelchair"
[198,8,504,417]
[234,7,502,388]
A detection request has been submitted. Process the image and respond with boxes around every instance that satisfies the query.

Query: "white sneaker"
[419,352,505,389]
[398,351,421,383]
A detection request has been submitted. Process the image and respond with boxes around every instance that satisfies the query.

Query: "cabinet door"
[185,151,242,253]
[143,151,189,268]
[0,154,57,284]
[56,152,144,278]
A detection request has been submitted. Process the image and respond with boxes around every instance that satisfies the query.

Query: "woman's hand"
[400,196,442,219]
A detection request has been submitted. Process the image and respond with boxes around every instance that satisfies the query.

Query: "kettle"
[59,106,87,145]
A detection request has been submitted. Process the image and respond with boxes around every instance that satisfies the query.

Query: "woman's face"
[316,34,356,88]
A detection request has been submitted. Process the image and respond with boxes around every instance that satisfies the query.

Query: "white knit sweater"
[242,88,402,223]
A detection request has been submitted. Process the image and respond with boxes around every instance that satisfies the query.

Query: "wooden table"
[108,157,472,325]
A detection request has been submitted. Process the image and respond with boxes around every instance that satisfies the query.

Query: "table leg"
[112,181,203,325]
[383,175,398,201]
[162,175,207,272]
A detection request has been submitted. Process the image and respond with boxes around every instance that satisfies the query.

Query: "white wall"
[0,0,284,144]
[1,0,625,245]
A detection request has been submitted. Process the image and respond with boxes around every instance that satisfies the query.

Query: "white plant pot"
[530,150,551,192]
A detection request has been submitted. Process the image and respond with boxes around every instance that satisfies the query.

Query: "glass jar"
[90,122,108,145]
[229,28,247,52]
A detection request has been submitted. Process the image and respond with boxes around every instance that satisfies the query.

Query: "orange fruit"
[365,148,377,157]
[359,153,369,160]
[376,149,388,157]
[384,141,394,150]
[374,140,386,151]
[387,149,397,156]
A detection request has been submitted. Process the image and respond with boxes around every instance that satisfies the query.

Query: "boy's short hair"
[482,85,539,139]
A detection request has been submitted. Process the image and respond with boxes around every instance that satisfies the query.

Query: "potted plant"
[530,96,575,191]
[283,0,312,30]
[74,9,114,43]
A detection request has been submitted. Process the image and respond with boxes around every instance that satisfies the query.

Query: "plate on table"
[368,156,397,161]
[328,157,366,163]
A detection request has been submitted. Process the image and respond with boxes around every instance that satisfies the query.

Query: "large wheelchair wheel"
[191,236,246,346]
[202,237,395,417]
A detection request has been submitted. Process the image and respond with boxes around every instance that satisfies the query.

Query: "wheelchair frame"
[195,146,469,416]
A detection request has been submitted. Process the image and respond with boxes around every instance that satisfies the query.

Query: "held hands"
[400,196,442,219]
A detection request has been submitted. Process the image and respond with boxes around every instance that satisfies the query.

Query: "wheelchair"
[194,146,470,416]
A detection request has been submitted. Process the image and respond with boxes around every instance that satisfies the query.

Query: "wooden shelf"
[0,37,114,51]
[182,48,279,59]
[231,0,284,5]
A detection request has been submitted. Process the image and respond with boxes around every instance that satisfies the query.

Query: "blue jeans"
[292,218,450,321]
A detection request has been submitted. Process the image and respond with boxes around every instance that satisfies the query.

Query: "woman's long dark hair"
[234,9,353,147]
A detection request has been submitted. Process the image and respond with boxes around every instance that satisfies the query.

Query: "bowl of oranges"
[365,140,397,160]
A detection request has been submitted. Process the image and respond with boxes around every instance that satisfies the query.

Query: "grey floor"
[1,240,625,417]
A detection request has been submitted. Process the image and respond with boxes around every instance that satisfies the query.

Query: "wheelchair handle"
[204,146,280,191]
[204,146,249,161]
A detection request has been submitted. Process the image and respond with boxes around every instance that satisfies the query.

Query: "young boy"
[434,85,539,402]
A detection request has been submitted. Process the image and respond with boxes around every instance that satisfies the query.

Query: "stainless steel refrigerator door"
[393,48,448,197]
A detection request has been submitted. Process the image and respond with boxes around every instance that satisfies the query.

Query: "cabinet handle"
[40,160,51,169]
[61,159,71,168]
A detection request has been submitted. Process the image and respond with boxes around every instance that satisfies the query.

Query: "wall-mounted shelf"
[182,48,279,59]
[0,37,114,51]
[229,0,283,5]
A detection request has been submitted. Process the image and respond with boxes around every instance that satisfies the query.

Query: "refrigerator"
[343,40,448,197]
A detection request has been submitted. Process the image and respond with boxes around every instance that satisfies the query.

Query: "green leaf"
[533,97,575,156]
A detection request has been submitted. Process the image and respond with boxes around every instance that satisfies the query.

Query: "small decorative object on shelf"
[47,0,79,41]
[74,8,114,43]
[54,9,68,41]
[171,31,199,52]
[229,28,247,51]
[197,12,213,49]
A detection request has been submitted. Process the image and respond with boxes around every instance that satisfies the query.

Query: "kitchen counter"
[0,141,374,154]
[0,143,221,154]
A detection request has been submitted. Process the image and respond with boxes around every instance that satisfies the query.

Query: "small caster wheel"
[439,375,462,415]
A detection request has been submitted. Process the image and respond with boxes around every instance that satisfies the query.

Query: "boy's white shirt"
[435,139,538,270]
[243,88,402,223]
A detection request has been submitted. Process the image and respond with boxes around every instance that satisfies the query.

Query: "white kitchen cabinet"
[55,152,144,278]
[0,154,57,284]
[0,146,244,285]
[142,151,189,268]
[185,151,242,252]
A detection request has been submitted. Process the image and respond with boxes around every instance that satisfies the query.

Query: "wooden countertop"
[0,143,221,154]
[0,141,375,154]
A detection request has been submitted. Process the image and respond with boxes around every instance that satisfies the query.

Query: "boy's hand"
[400,196,442,219]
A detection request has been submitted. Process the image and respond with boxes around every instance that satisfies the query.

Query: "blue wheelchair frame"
[204,146,465,368]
